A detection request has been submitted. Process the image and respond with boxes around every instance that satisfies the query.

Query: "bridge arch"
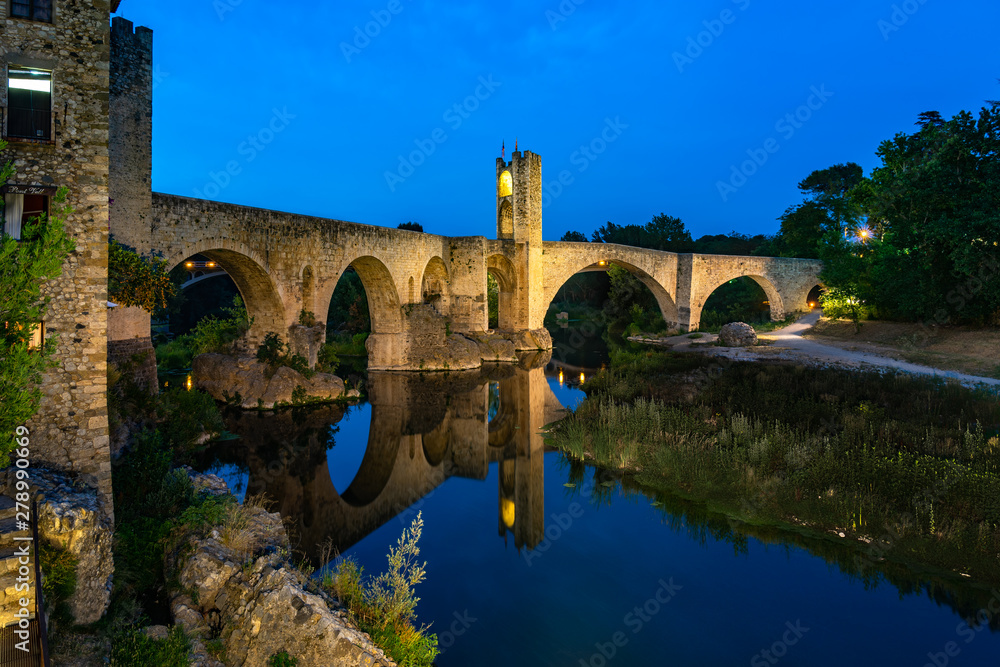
[420,256,450,310]
[545,257,679,330]
[165,241,286,344]
[487,254,518,330]
[692,274,785,331]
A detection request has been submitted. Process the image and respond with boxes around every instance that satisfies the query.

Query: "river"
[188,325,1000,666]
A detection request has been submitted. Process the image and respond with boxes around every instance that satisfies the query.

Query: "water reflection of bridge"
[218,353,567,562]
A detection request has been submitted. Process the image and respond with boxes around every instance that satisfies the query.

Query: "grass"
[109,625,191,667]
[547,348,1000,586]
[804,317,1000,379]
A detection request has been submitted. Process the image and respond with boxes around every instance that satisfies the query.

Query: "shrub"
[324,513,438,667]
[269,652,299,667]
[256,332,314,378]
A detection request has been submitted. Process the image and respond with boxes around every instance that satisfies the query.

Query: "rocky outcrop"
[718,322,758,347]
[192,354,354,409]
[0,467,113,626]
[167,473,393,667]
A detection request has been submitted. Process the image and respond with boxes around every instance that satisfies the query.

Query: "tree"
[560,230,588,242]
[108,238,175,313]
[850,104,1000,323]
[397,221,423,232]
[591,213,693,252]
[0,141,76,461]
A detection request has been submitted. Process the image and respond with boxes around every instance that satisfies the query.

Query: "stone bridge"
[144,151,822,371]
[215,361,560,560]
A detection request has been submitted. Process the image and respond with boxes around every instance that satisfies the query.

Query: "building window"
[3,188,51,240]
[7,67,52,140]
[10,0,52,22]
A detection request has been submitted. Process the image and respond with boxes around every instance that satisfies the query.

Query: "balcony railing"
[2,106,52,141]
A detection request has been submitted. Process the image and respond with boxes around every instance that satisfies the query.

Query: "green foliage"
[325,513,438,667]
[157,387,225,450]
[268,651,299,667]
[548,350,1000,584]
[298,309,318,327]
[322,332,368,359]
[698,277,771,332]
[591,213,693,252]
[316,342,340,374]
[110,625,191,667]
[40,542,78,624]
[256,332,313,378]
[848,105,1000,323]
[0,143,75,462]
[155,296,252,371]
[487,272,499,329]
[602,265,667,336]
[108,239,176,313]
[397,221,424,232]
[327,268,371,335]
[560,230,588,242]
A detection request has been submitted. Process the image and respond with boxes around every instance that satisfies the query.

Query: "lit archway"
[498,170,513,197]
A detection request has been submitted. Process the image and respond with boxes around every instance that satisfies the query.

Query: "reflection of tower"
[494,367,546,550]
[495,150,545,330]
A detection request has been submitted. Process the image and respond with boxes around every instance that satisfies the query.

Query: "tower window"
[2,190,50,240]
[10,0,52,22]
[6,67,52,140]
[499,170,512,197]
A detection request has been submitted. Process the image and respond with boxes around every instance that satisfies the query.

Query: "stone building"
[1,0,117,517]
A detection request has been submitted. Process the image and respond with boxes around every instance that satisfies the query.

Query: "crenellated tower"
[494,150,546,330]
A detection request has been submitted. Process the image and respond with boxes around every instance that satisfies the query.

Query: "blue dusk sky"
[112,0,1000,242]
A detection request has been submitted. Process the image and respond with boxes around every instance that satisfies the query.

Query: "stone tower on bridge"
[495,151,544,332]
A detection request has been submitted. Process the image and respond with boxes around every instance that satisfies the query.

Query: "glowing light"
[499,170,513,197]
[579,372,586,384]
[185,262,194,268]
[501,498,515,529]
[598,260,607,267]
[207,262,216,268]
[558,370,564,385]
[185,374,193,391]
[9,78,50,93]
[809,301,816,308]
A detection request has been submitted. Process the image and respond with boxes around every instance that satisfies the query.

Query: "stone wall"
[109,16,152,254]
[1,0,113,517]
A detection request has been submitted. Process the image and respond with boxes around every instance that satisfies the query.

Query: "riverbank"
[630,311,1000,389]
[544,348,1000,588]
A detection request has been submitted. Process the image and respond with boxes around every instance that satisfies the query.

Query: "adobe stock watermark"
[716,84,834,202]
[522,486,592,566]
[545,0,585,30]
[384,75,502,192]
[750,621,810,666]
[673,0,752,73]
[579,578,683,666]
[920,589,1000,667]
[540,116,629,209]
[213,0,242,21]
[878,0,930,41]
[435,609,477,657]
[340,0,413,63]
[194,107,296,200]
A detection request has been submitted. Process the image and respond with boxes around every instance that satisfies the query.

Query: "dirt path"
[636,311,1000,389]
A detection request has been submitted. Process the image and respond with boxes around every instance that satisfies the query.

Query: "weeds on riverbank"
[323,513,438,667]
[548,349,1000,584]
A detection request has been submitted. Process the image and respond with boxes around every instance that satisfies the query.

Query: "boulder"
[166,470,393,667]
[718,322,758,347]
[192,354,346,409]
[502,328,553,352]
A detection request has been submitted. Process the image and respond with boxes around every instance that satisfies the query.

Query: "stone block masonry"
[1,0,114,519]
